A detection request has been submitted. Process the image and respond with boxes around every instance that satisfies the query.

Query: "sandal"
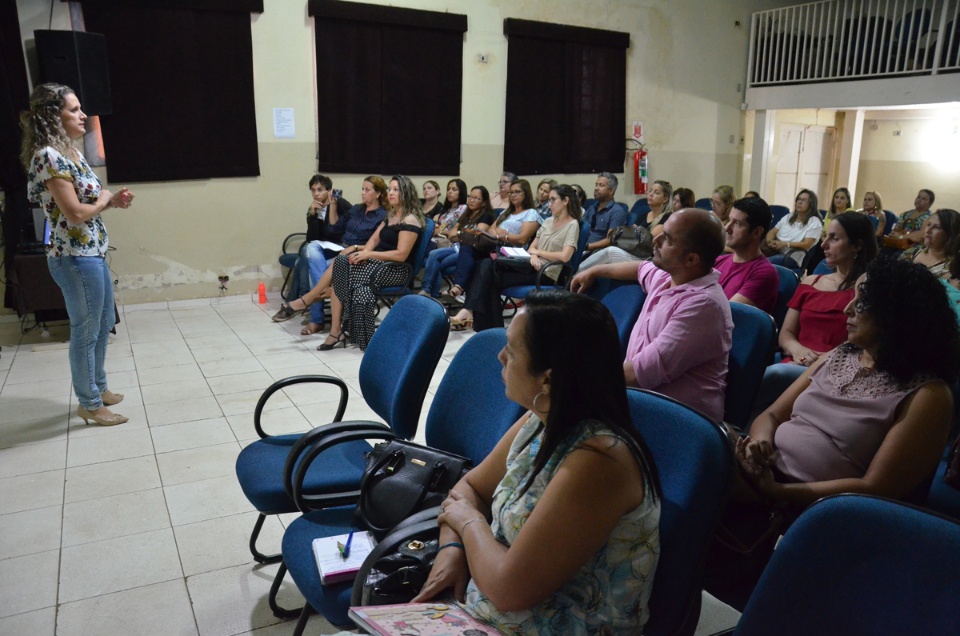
[444,284,464,299]
[318,332,348,351]
[271,297,309,322]
[450,317,474,331]
[300,322,325,336]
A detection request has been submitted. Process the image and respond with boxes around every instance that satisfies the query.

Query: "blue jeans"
[421,247,458,297]
[303,241,335,324]
[47,255,114,410]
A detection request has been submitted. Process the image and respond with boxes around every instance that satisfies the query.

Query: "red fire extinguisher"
[634,146,648,195]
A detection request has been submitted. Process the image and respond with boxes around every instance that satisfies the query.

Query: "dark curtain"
[0,0,31,310]
[311,1,467,176]
[504,19,628,175]
[80,1,261,183]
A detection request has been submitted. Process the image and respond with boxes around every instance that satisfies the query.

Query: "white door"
[774,124,837,211]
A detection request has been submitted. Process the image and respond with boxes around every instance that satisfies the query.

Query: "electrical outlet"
[477,53,489,64]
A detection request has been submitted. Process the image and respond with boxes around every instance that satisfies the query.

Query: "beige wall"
[857,112,960,214]
[10,0,784,306]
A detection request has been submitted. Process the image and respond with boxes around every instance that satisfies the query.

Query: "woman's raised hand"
[109,187,134,209]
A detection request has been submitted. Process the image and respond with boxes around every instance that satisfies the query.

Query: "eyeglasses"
[467,195,482,201]
[509,190,523,196]
[499,179,511,185]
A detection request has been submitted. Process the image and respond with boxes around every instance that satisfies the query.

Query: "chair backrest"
[769,205,790,228]
[600,284,646,359]
[630,198,651,220]
[627,388,733,636]
[811,259,834,275]
[725,303,777,432]
[735,494,960,635]
[883,210,897,236]
[425,329,527,465]
[771,264,799,330]
[359,295,449,440]
[694,198,712,211]
[567,219,592,274]
[409,218,435,280]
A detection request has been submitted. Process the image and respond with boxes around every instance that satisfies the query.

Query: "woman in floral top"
[20,84,134,426]
[414,291,662,635]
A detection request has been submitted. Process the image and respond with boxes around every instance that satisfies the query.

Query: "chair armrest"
[369,261,414,294]
[282,232,307,254]
[536,260,573,289]
[287,423,398,512]
[253,375,349,439]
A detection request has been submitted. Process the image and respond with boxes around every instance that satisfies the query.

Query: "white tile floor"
[0,293,738,636]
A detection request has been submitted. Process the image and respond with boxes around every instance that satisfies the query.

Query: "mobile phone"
[333,188,342,200]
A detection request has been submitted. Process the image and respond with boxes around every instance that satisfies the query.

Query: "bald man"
[571,209,733,423]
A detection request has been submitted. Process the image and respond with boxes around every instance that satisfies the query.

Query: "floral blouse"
[461,415,661,635]
[28,147,108,257]
[896,209,932,259]
[436,204,465,235]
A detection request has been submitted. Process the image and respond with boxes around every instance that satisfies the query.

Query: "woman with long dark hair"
[322,175,424,351]
[414,291,661,635]
[21,83,134,426]
[908,208,960,279]
[766,189,823,268]
[429,178,467,249]
[419,185,496,299]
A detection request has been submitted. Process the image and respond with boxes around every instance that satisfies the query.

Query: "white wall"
[9,0,787,306]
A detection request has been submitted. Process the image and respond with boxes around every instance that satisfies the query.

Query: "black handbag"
[610,224,653,260]
[351,507,442,606]
[459,228,501,252]
[356,439,472,538]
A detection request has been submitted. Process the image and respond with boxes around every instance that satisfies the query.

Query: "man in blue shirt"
[582,172,628,254]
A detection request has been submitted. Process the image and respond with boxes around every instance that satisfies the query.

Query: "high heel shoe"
[77,406,128,426]
[317,332,347,351]
[271,297,310,322]
[101,390,124,406]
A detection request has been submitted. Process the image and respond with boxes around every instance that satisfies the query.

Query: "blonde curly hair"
[20,83,76,169]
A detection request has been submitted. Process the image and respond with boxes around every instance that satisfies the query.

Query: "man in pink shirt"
[571,208,733,422]
[714,196,779,314]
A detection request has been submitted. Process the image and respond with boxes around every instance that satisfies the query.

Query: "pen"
[342,531,354,560]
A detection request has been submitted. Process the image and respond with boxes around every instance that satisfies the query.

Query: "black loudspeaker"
[35,30,112,115]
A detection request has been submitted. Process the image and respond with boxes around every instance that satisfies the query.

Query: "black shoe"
[317,332,347,351]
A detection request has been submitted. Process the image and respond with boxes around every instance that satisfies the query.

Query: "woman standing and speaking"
[21,83,134,426]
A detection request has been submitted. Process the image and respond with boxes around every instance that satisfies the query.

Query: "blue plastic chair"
[883,210,897,236]
[734,494,960,635]
[771,265,799,331]
[373,218,435,306]
[626,388,733,636]
[281,329,525,631]
[501,219,591,300]
[600,284,646,359]
[234,295,449,615]
[279,232,306,300]
[630,198,651,221]
[694,197,712,211]
[725,303,777,432]
[769,205,789,228]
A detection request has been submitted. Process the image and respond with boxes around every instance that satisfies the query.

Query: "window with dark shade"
[503,18,629,175]
[79,0,262,183]
[309,0,467,175]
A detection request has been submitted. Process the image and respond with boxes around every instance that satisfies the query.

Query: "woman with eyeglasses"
[766,189,823,268]
[710,185,736,225]
[490,171,517,210]
[419,185,497,299]
[452,184,581,332]
[907,208,960,279]
[448,180,543,330]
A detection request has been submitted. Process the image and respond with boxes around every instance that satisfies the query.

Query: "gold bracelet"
[461,517,484,534]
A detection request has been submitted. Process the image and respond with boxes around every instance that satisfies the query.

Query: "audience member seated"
[946,246,960,325]
[857,190,886,238]
[888,188,936,258]
[571,183,587,207]
[321,175,424,351]
[273,177,388,332]
[674,186,696,211]
[743,190,760,199]
[765,189,823,268]
[271,174,351,335]
[419,185,496,299]
[571,208,732,423]
[710,185,736,225]
[754,213,878,413]
[412,290,662,635]
[421,180,443,219]
[577,179,673,272]
[805,187,855,272]
[906,208,960,279]
[489,171,517,210]
[452,184,581,331]
[716,197,779,314]
[708,256,960,609]
[582,172,628,254]
[535,178,558,219]
[430,178,467,249]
